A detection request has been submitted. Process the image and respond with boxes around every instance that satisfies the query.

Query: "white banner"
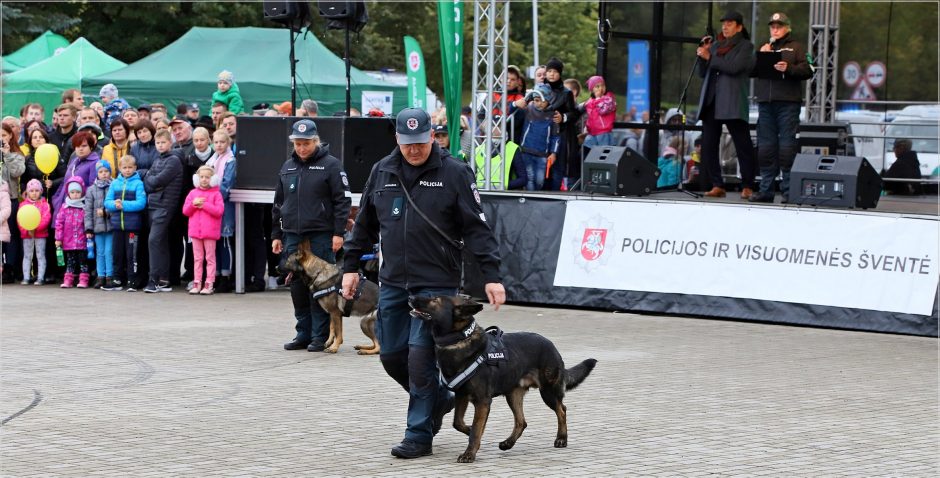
[554,200,939,315]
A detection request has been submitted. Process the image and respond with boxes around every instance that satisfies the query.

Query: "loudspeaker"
[318,1,355,18]
[234,116,397,192]
[263,1,310,23]
[582,146,660,196]
[789,154,882,209]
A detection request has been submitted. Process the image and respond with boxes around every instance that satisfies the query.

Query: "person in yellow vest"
[472,121,526,190]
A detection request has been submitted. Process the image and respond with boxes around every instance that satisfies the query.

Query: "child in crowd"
[54,176,89,288]
[211,70,245,115]
[582,76,617,149]
[205,130,236,290]
[141,130,183,293]
[84,160,113,289]
[512,83,560,191]
[18,180,51,285]
[192,127,214,167]
[657,136,683,189]
[105,155,147,291]
[183,165,224,295]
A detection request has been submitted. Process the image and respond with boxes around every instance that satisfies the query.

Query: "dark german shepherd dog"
[282,240,380,355]
[409,295,597,463]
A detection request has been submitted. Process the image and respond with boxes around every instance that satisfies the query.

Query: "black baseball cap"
[432,124,449,136]
[720,11,744,24]
[396,108,432,144]
[768,12,791,26]
[289,119,318,140]
[137,103,152,112]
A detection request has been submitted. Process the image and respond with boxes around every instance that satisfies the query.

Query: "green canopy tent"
[2,30,70,73]
[84,26,407,116]
[1,37,126,120]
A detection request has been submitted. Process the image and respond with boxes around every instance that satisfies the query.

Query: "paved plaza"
[1,285,937,476]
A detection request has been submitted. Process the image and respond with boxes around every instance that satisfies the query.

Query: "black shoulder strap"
[400,184,464,251]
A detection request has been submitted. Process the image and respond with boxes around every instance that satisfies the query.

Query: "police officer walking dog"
[273,119,351,351]
[341,108,506,459]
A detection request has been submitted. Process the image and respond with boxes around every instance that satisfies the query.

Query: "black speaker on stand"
[317,1,368,116]
[582,146,660,196]
[263,1,312,116]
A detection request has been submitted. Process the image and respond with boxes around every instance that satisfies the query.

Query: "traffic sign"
[842,61,862,87]
[851,82,877,101]
[865,61,886,88]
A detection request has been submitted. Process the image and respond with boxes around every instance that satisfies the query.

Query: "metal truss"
[471,0,510,190]
[806,0,840,123]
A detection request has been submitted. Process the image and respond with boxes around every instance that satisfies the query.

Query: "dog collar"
[433,320,477,346]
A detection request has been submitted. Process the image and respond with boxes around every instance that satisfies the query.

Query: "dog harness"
[442,326,509,391]
[309,272,367,317]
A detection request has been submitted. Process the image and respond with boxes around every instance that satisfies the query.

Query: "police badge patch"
[340,171,349,187]
[471,184,481,205]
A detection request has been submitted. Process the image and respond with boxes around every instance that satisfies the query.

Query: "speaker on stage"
[789,154,882,209]
[263,1,311,24]
[234,116,396,192]
[582,146,660,196]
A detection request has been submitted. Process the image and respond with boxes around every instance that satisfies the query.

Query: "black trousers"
[699,103,756,189]
[112,230,139,285]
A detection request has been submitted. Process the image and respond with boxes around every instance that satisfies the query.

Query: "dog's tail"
[564,358,597,391]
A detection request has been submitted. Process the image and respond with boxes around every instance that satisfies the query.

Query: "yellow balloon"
[35,144,60,175]
[17,204,41,231]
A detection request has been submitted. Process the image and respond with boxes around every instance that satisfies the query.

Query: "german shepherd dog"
[409,295,597,463]
[282,240,380,355]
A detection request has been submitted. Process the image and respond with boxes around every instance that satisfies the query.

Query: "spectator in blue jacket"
[104,154,147,291]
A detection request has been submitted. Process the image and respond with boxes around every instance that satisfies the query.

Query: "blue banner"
[627,41,650,119]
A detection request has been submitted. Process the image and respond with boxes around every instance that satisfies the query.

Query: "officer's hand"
[342,272,359,300]
[484,282,506,311]
[272,239,283,254]
[760,43,773,52]
[331,235,344,253]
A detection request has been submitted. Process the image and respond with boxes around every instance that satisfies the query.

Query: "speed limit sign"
[842,61,862,87]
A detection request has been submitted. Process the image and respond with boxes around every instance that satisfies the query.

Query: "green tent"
[2,30,70,73]
[83,26,407,117]
[2,37,126,120]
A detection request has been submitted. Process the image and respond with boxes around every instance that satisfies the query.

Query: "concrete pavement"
[1,285,937,476]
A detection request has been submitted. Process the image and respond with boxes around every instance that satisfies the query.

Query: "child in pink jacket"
[54,176,89,288]
[19,179,52,284]
[182,165,224,295]
[582,75,617,149]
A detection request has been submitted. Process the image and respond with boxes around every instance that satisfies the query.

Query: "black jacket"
[342,143,501,289]
[141,150,183,216]
[752,32,814,103]
[272,144,351,240]
[174,138,198,206]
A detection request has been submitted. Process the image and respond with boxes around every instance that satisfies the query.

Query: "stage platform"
[471,189,939,337]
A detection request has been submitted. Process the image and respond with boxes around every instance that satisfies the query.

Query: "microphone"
[699,35,713,46]
[769,37,776,48]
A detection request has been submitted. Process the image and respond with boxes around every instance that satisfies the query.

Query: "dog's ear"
[456,300,484,318]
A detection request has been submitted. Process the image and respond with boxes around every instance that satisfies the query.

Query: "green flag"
[437,0,464,153]
[403,36,427,109]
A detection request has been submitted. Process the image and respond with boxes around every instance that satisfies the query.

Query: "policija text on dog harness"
[431,321,509,391]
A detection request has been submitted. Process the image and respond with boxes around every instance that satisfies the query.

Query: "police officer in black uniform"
[341,108,506,459]
[273,119,351,351]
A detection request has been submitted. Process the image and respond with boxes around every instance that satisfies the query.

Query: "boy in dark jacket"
[104,155,147,291]
[511,84,560,191]
[140,130,183,292]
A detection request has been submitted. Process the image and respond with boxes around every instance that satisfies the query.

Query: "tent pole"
[290,26,297,116]
[345,27,351,116]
